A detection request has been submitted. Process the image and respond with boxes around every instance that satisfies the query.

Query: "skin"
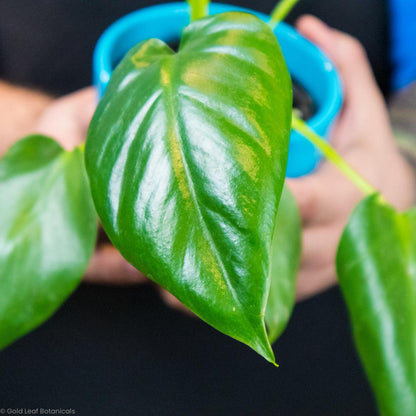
[287,16,415,301]
[0,84,146,285]
[0,81,52,156]
[0,16,414,307]
[164,16,415,308]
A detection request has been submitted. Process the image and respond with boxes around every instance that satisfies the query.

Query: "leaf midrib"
[160,55,265,340]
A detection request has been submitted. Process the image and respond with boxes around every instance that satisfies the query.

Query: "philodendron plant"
[0,0,415,414]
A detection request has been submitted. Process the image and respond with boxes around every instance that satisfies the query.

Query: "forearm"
[0,80,52,155]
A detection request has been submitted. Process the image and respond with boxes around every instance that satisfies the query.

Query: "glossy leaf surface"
[86,12,292,362]
[0,136,97,350]
[266,185,301,344]
[336,195,416,416]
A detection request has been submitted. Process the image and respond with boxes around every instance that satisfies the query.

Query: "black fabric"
[0,1,389,414]
[0,285,377,416]
[0,0,390,95]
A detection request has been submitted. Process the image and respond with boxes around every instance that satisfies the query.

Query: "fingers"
[295,15,379,105]
[35,86,97,150]
[57,86,97,136]
[286,163,361,225]
[70,86,97,129]
[288,16,411,303]
[158,288,195,317]
[301,223,343,269]
[296,263,336,301]
[84,244,147,285]
[286,176,321,225]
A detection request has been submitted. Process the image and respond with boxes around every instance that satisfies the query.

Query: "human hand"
[84,241,147,285]
[287,16,415,301]
[35,86,97,150]
[34,86,147,285]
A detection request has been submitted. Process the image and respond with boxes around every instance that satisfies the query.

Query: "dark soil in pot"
[292,79,315,120]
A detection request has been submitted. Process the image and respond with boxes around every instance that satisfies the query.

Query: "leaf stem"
[187,0,209,21]
[291,114,377,196]
[269,0,300,30]
[77,142,86,152]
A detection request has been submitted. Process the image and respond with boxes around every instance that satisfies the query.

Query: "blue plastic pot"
[93,2,342,177]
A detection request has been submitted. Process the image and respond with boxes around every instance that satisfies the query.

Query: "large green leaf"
[86,12,292,362]
[0,135,97,350]
[336,195,416,416]
[266,185,301,345]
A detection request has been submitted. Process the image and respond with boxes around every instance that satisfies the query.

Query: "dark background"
[0,1,389,414]
[1,285,377,415]
[0,0,390,96]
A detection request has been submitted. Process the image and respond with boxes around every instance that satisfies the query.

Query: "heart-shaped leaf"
[266,185,301,344]
[336,195,416,416]
[86,12,292,362]
[0,136,97,350]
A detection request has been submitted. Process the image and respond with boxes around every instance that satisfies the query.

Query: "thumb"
[71,86,97,129]
[84,244,147,285]
[295,15,380,105]
[286,175,322,224]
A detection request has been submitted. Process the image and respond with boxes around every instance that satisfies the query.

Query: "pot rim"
[92,2,343,176]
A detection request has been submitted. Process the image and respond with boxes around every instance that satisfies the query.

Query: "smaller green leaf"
[336,195,416,416]
[266,185,301,344]
[0,135,97,350]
